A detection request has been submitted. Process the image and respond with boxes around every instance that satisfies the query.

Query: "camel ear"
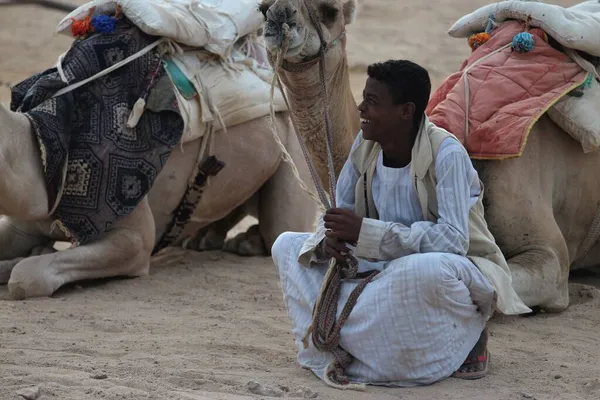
[342,0,357,25]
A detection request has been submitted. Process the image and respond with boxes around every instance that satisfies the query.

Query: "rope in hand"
[267,13,379,390]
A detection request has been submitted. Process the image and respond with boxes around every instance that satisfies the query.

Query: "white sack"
[56,0,265,57]
[448,0,600,57]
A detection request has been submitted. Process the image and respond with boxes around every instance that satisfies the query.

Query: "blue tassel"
[91,15,117,34]
[511,32,535,53]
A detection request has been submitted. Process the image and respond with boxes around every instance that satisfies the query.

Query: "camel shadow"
[569,267,600,288]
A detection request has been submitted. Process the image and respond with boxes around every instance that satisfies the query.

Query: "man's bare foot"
[452,327,489,380]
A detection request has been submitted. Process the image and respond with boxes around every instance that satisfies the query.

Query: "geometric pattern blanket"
[10,17,184,245]
[426,20,588,160]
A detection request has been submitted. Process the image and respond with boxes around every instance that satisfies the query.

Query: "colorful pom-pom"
[468,32,490,51]
[91,15,117,34]
[511,32,535,53]
[70,6,120,38]
[71,10,93,37]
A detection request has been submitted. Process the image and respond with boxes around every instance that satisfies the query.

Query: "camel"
[0,86,317,300]
[186,0,360,252]
[0,0,358,300]
[259,0,359,188]
[259,0,600,312]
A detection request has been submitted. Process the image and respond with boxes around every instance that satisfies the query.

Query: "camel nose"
[265,5,298,37]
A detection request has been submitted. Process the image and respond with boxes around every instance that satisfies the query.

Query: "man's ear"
[342,0,358,25]
[400,102,416,120]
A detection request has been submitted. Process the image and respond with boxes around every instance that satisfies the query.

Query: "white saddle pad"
[173,44,287,144]
[448,0,600,57]
[56,0,264,57]
[548,77,600,154]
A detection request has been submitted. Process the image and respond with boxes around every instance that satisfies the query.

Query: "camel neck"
[275,45,359,185]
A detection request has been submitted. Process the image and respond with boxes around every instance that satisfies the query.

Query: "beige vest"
[351,116,531,315]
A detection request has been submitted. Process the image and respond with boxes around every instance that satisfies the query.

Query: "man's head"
[358,59,431,144]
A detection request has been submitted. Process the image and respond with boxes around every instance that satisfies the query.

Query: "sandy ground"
[2,0,600,399]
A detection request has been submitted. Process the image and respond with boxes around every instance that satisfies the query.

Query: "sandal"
[452,328,490,380]
[452,349,490,380]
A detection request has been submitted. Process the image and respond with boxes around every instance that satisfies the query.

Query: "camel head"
[258,0,357,63]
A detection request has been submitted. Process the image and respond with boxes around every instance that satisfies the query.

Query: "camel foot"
[183,227,226,252]
[5,197,154,300]
[8,255,61,299]
[539,281,570,313]
[0,217,52,261]
[7,249,149,300]
[0,259,22,284]
[223,224,267,256]
[0,246,57,285]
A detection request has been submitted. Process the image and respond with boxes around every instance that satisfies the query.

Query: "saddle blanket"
[11,17,184,245]
[426,20,588,160]
[446,0,600,154]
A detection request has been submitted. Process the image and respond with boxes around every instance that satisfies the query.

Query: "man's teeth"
[361,119,371,124]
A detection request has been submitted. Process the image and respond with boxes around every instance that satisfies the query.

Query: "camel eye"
[319,4,339,23]
[258,2,270,19]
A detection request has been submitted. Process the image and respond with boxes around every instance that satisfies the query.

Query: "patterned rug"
[10,17,184,245]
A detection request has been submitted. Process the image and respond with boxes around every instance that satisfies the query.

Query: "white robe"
[271,136,496,387]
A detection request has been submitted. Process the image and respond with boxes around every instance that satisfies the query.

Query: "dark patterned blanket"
[10,18,184,245]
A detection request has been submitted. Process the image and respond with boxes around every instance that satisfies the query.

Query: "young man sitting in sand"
[271,59,530,387]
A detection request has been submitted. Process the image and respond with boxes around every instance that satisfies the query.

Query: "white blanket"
[56,0,264,57]
[548,78,600,153]
[173,44,287,144]
[448,0,600,57]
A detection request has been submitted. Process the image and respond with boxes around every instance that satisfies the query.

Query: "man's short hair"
[367,59,431,126]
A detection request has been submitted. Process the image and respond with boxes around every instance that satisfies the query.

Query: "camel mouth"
[360,118,372,125]
[283,38,306,57]
[263,23,307,57]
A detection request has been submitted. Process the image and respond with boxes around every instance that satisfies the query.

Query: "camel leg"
[7,197,155,300]
[184,204,248,252]
[222,192,268,256]
[482,201,570,311]
[256,116,320,254]
[476,166,570,311]
[223,223,266,256]
[505,236,570,312]
[0,106,49,220]
[217,115,320,256]
[0,217,52,261]
[0,246,57,284]
[0,217,57,283]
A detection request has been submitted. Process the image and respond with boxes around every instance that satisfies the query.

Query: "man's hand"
[323,208,363,243]
[323,234,352,263]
